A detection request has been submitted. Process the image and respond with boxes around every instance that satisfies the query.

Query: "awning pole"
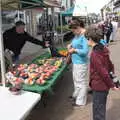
[0,7,6,87]
[60,8,64,47]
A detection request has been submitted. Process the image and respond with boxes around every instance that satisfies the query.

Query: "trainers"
[72,103,85,108]
[88,90,93,94]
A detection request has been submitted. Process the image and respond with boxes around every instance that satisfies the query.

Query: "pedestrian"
[85,27,119,120]
[111,18,118,42]
[97,21,105,39]
[67,18,89,106]
[104,20,113,44]
[3,21,48,63]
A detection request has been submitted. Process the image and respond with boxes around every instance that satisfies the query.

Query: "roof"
[1,0,44,10]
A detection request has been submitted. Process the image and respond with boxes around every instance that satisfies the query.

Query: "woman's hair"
[85,26,103,43]
[69,17,85,29]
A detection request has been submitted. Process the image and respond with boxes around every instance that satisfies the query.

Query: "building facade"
[114,0,120,18]
[101,0,120,21]
[101,0,115,20]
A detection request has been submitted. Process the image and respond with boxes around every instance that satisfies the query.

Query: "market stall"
[0,0,62,87]
[0,1,67,120]
[6,49,68,94]
[0,1,48,120]
[0,0,46,87]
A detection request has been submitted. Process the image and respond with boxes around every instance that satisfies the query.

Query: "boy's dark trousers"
[93,91,109,120]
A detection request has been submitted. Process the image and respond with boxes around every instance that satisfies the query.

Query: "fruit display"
[54,59,62,67]
[36,58,56,65]
[6,57,65,86]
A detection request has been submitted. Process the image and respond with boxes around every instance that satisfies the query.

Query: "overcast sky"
[75,0,111,14]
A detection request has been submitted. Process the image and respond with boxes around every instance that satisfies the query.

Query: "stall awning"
[61,7,74,17]
[1,0,45,10]
[43,0,61,8]
[61,5,87,17]
[1,0,61,10]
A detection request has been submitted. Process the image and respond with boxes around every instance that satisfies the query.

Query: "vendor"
[3,20,48,63]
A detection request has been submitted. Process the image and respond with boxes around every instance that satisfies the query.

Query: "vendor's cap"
[15,21,25,26]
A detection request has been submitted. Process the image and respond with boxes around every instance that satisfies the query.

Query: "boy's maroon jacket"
[89,45,115,91]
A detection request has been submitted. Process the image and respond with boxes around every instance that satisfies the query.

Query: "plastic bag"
[66,53,72,64]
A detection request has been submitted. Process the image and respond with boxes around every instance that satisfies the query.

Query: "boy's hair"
[85,26,103,43]
[69,17,85,29]
[15,21,25,27]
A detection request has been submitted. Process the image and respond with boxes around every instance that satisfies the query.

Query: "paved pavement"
[19,32,120,120]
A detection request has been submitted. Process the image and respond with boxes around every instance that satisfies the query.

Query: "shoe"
[88,90,93,94]
[69,96,76,101]
[72,103,85,108]
[69,96,75,100]
[110,40,114,42]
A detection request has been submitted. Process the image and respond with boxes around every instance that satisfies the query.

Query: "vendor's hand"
[68,48,76,54]
[111,86,120,90]
[45,41,50,47]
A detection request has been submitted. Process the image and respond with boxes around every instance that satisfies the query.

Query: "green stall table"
[21,50,68,94]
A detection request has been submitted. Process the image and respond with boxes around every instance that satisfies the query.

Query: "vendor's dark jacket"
[3,27,45,56]
[89,44,115,91]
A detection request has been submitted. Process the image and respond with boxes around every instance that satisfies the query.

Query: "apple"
[16,78,23,83]
[36,78,46,85]
[24,78,34,85]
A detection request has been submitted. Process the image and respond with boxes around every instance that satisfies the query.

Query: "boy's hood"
[93,45,109,57]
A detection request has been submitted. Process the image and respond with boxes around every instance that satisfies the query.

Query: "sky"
[75,0,111,14]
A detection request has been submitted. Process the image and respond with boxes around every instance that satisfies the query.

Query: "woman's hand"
[68,48,76,54]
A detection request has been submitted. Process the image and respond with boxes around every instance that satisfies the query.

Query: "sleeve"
[76,37,89,56]
[108,56,114,73]
[110,23,113,32]
[91,53,115,88]
[25,32,45,47]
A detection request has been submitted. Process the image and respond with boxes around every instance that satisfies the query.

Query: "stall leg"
[42,88,55,108]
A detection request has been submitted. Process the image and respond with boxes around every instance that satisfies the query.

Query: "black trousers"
[106,32,111,44]
[93,90,109,120]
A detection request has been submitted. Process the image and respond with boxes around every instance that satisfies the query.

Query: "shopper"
[111,18,118,42]
[104,20,113,44]
[86,27,119,120]
[3,21,48,63]
[67,18,89,106]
